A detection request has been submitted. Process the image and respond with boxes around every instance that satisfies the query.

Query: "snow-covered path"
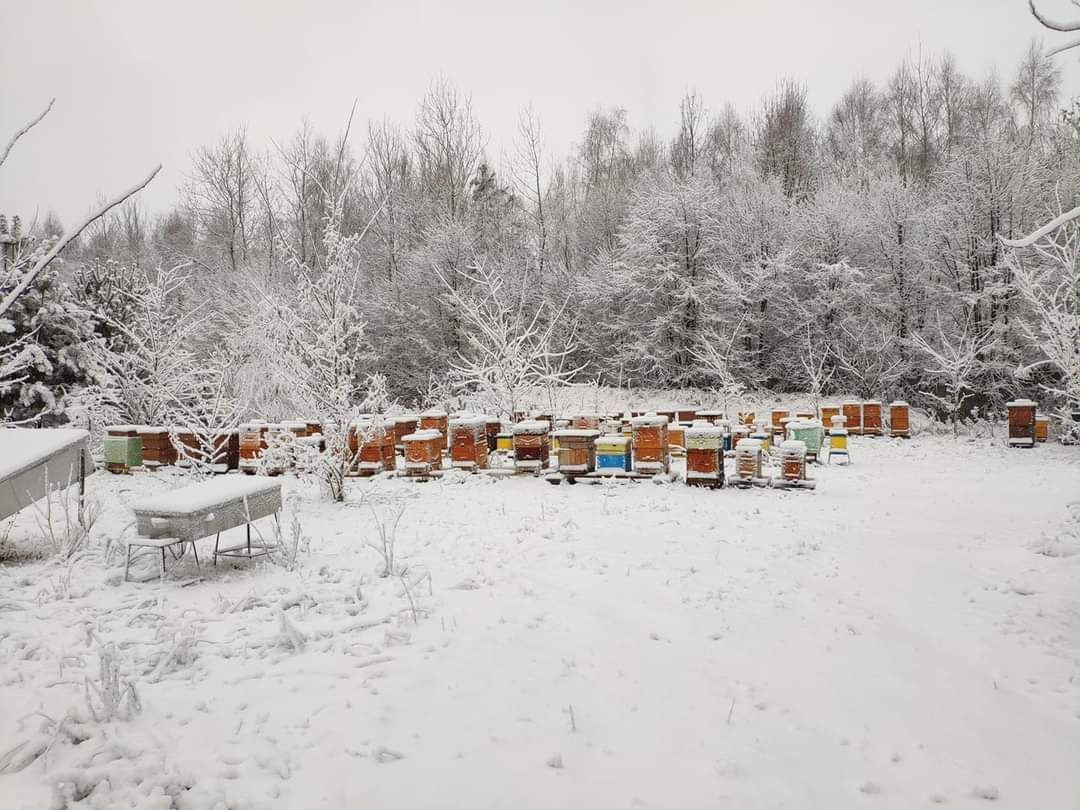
[2,436,1079,808]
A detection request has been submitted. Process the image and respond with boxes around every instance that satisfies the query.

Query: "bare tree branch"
[999,204,1080,247]
[1030,0,1080,31]
[0,164,161,318]
[0,98,54,171]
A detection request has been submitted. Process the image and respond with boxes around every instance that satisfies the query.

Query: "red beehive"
[841,401,863,435]
[403,429,443,475]
[738,410,755,428]
[513,420,550,473]
[171,427,201,466]
[862,401,882,436]
[1007,400,1036,448]
[238,422,265,474]
[450,417,488,471]
[211,429,240,470]
[685,422,724,488]
[350,419,396,475]
[1035,415,1050,443]
[137,427,176,467]
[668,423,686,453]
[392,416,419,451]
[484,417,502,452]
[419,410,449,452]
[889,401,910,438]
[572,414,602,431]
[630,414,669,475]
[820,404,840,427]
[676,408,697,422]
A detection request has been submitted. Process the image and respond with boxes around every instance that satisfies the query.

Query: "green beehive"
[104,436,143,473]
[790,420,824,461]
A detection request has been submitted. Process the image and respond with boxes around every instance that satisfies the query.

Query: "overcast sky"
[1,0,1077,227]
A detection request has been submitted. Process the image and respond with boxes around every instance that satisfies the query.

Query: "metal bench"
[126,477,282,581]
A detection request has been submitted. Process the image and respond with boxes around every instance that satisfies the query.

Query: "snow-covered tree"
[911,314,999,434]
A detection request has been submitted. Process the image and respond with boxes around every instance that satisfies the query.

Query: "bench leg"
[213,532,220,566]
[191,540,200,570]
[125,544,133,582]
[160,547,167,580]
[246,523,251,556]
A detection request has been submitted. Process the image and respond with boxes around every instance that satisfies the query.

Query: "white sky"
[1,0,1077,226]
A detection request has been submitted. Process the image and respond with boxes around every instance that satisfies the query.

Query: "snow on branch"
[0,164,161,318]
[1029,0,1080,31]
[999,204,1080,248]
[0,98,54,171]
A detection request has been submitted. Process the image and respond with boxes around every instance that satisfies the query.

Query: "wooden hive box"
[419,410,449,452]
[789,420,824,461]
[737,410,755,427]
[171,427,201,467]
[1035,415,1050,443]
[595,435,632,472]
[238,422,265,474]
[496,432,514,453]
[734,438,763,480]
[137,427,175,467]
[794,410,815,421]
[1007,400,1036,448]
[572,414,602,431]
[676,408,697,422]
[685,423,724,488]
[351,419,395,475]
[403,429,443,475]
[667,424,686,454]
[862,400,883,436]
[211,429,240,471]
[450,417,488,470]
[888,401,910,438]
[485,418,502,452]
[104,435,142,473]
[695,409,724,425]
[630,414,670,474]
[820,404,840,427]
[392,416,419,451]
[770,409,790,432]
[841,401,863,435]
[779,440,807,481]
[552,429,600,474]
[656,409,678,423]
[513,420,550,473]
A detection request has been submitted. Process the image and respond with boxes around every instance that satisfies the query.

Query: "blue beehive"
[594,435,632,472]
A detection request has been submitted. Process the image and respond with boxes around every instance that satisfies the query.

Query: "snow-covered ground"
[2,434,1080,809]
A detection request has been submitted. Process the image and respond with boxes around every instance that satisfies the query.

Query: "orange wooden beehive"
[734,438,763,481]
[1007,400,1036,448]
[484,417,502,452]
[1035,415,1049,443]
[419,410,449,452]
[685,423,724,488]
[842,401,863,435]
[676,408,697,422]
[738,410,755,427]
[513,420,550,473]
[888,401,909,438]
[137,427,176,467]
[820,404,840,427]
[552,429,600,474]
[171,427,201,466]
[210,429,240,470]
[392,416,419,450]
[403,429,443,475]
[238,424,264,473]
[770,409,790,432]
[862,401,882,436]
[450,417,488,470]
[572,414,602,431]
[350,419,396,475]
[630,414,669,475]
[667,423,686,454]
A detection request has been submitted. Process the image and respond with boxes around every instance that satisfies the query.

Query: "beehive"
[889,401,910,438]
[827,415,849,462]
[351,418,396,475]
[630,414,670,475]
[171,427,201,466]
[572,414,602,431]
[1035,415,1050,443]
[695,409,724,425]
[820,404,840,427]
[795,410,815,421]
[419,410,449,452]
[137,427,175,467]
[716,419,733,452]
[553,429,600,474]
[734,438,763,481]
[282,420,309,438]
[211,429,240,470]
[668,423,686,453]
[770,409,790,433]
[780,440,807,482]
[595,435,632,472]
[862,400,883,436]
[496,432,514,453]
[738,411,755,427]
[685,423,724,488]
[513,420,550,473]
[450,417,488,470]
[841,401,863,435]
[790,419,824,462]
[239,424,263,474]
[403,429,443,475]
[392,416,419,451]
[656,409,678,423]
[485,418,502,452]
[676,408,697,423]
[104,433,142,474]
[1007,400,1036,448]
[730,423,750,452]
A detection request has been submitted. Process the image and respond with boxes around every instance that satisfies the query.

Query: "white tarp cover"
[0,428,94,522]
